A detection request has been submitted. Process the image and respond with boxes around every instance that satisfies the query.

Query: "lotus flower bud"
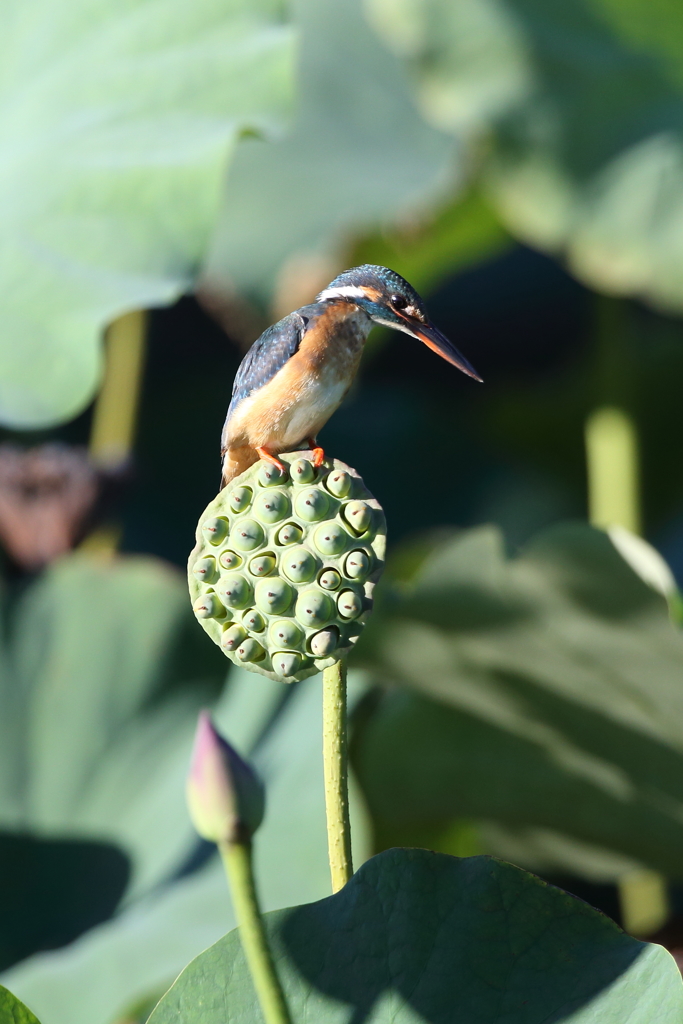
[189,453,385,682]
[186,712,264,845]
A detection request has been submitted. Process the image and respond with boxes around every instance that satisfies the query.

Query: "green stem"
[322,657,352,892]
[219,841,292,1024]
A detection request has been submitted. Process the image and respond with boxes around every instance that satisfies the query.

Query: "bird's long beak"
[408,319,483,382]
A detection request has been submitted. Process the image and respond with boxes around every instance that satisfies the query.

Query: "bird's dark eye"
[390,293,408,310]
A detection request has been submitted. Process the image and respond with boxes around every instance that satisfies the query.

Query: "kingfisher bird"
[221,264,482,485]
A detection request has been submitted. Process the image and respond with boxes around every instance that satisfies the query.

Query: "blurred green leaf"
[148,848,683,1023]
[366,0,683,313]
[0,984,40,1024]
[0,0,294,428]
[355,523,683,879]
[201,0,458,302]
[0,670,372,1024]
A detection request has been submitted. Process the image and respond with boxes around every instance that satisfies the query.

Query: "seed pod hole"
[192,556,218,584]
[229,487,252,513]
[342,500,372,535]
[193,593,225,620]
[295,589,334,628]
[290,458,315,484]
[269,618,304,649]
[248,552,276,577]
[338,589,363,620]
[221,624,247,651]
[218,573,253,610]
[276,522,303,546]
[257,462,287,487]
[230,519,265,552]
[242,608,266,633]
[236,638,265,663]
[325,470,351,498]
[294,487,329,522]
[253,490,288,524]
[202,517,229,546]
[219,549,242,571]
[344,550,371,580]
[318,568,341,591]
[309,626,339,657]
[313,521,347,556]
[271,651,301,679]
[255,577,293,615]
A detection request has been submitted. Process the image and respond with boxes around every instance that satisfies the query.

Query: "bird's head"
[317,264,482,382]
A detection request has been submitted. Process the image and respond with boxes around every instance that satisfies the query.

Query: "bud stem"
[322,657,353,892]
[219,841,292,1024]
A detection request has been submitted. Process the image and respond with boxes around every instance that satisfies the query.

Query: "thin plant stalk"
[322,657,352,892]
[219,841,292,1024]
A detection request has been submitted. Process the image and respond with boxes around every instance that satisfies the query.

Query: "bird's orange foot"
[306,438,326,468]
[256,447,287,474]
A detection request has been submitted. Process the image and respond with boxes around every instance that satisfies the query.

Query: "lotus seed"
[271,651,301,678]
[343,500,372,534]
[218,573,252,610]
[193,593,224,619]
[236,638,265,663]
[268,619,304,649]
[249,553,276,577]
[282,547,317,584]
[345,550,370,579]
[242,608,266,632]
[219,549,243,570]
[230,487,252,513]
[290,459,315,484]
[255,577,293,615]
[313,522,347,556]
[338,589,362,619]
[202,517,229,545]
[294,487,329,522]
[276,522,303,546]
[325,470,351,498]
[253,490,288,524]
[295,589,334,628]
[192,556,218,584]
[231,519,265,551]
[319,568,341,591]
[309,627,339,657]
[221,624,247,651]
[258,462,286,487]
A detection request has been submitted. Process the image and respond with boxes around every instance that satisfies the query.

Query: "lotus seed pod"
[295,588,334,628]
[221,624,247,651]
[219,549,243,571]
[338,589,363,619]
[258,461,287,487]
[230,487,252,513]
[231,519,265,552]
[249,553,276,577]
[325,469,351,498]
[193,593,225,619]
[269,618,304,649]
[343,500,372,534]
[313,521,347,556]
[290,458,315,484]
[271,651,301,679]
[236,638,265,663]
[242,608,266,633]
[253,490,288,524]
[202,517,229,546]
[345,549,371,580]
[294,487,329,522]
[193,555,218,584]
[309,627,339,657]
[277,522,303,546]
[218,573,252,610]
[282,546,317,584]
[255,577,293,615]
[319,568,341,591]
[188,452,385,682]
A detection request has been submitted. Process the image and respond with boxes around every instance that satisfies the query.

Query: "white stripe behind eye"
[316,285,368,302]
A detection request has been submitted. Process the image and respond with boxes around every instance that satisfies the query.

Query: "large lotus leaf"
[149,847,683,1024]
[201,0,457,302]
[0,671,372,1024]
[365,0,683,313]
[0,984,40,1024]
[355,523,683,879]
[0,552,228,902]
[0,0,294,428]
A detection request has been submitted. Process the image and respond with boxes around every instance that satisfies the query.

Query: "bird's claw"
[256,447,287,474]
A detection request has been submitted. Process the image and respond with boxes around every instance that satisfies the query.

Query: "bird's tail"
[221,445,260,488]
